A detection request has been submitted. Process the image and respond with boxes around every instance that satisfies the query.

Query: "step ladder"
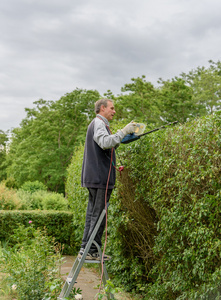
[58,205,114,300]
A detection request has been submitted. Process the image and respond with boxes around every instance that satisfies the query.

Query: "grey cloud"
[0,0,221,131]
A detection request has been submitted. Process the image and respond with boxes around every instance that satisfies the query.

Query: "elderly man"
[78,98,136,260]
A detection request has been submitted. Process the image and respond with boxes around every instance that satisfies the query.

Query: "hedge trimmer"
[121,121,178,144]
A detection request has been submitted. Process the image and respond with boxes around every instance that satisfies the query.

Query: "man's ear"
[100,104,105,112]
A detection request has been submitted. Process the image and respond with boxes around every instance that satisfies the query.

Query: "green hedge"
[66,144,88,246]
[0,210,75,254]
[113,112,221,299]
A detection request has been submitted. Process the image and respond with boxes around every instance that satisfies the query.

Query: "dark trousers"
[81,188,112,253]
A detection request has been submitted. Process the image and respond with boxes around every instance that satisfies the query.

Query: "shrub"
[16,190,43,210]
[16,190,68,211]
[0,183,21,210]
[42,192,69,211]
[4,177,18,189]
[0,223,64,299]
[20,180,48,193]
[0,183,68,211]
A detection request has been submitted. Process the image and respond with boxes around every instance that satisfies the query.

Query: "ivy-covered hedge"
[66,112,221,299]
[0,210,75,254]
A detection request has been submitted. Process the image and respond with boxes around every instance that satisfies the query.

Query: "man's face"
[101,101,116,121]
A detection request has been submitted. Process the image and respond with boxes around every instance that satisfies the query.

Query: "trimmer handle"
[121,133,140,144]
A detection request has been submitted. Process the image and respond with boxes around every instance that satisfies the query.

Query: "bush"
[0,183,20,210]
[20,180,48,193]
[0,182,68,211]
[42,192,69,211]
[0,223,64,299]
[4,177,18,189]
[16,190,68,211]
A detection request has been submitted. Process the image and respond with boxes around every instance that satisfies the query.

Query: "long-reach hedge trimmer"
[121,121,178,144]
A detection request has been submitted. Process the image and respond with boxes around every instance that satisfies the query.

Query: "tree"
[158,77,197,123]
[115,76,162,125]
[181,60,221,115]
[0,130,8,181]
[6,89,100,193]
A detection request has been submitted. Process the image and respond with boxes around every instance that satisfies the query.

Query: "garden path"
[60,256,132,300]
[60,255,100,299]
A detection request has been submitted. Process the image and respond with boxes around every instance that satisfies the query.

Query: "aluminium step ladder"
[58,205,114,300]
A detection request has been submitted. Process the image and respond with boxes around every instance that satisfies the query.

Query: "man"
[79,98,136,260]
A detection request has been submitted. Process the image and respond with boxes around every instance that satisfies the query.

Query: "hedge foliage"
[114,112,221,299]
[66,144,88,244]
[66,112,221,299]
[0,210,75,254]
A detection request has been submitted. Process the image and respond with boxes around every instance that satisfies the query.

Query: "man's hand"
[121,122,137,136]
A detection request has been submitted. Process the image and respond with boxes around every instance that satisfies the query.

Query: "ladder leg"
[58,206,114,299]
[58,257,80,299]
[93,240,115,300]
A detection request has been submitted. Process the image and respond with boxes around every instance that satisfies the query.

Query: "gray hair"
[94,98,113,114]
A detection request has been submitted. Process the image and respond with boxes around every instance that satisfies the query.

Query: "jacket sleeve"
[93,118,124,150]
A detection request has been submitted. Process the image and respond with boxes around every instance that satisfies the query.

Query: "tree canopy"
[0,130,8,181]
[6,89,100,193]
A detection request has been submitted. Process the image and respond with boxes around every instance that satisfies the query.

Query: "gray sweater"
[81,115,124,189]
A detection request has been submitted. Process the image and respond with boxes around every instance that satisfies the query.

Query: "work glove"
[121,122,137,136]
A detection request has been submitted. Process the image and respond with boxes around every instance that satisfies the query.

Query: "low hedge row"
[0,210,75,254]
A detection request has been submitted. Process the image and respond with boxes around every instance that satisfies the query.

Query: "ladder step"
[78,257,108,264]
[84,259,103,264]
[66,278,77,284]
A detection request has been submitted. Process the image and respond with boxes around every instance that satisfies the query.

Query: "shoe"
[86,252,111,261]
[77,248,84,259]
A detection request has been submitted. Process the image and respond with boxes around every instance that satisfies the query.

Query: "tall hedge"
[114,112,221,299]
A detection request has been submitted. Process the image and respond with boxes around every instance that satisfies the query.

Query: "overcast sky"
[0,0,221,131]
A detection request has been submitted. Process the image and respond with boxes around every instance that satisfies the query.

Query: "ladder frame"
[58,204,114,299]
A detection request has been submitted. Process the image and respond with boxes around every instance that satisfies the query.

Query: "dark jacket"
[81,116,123,189]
